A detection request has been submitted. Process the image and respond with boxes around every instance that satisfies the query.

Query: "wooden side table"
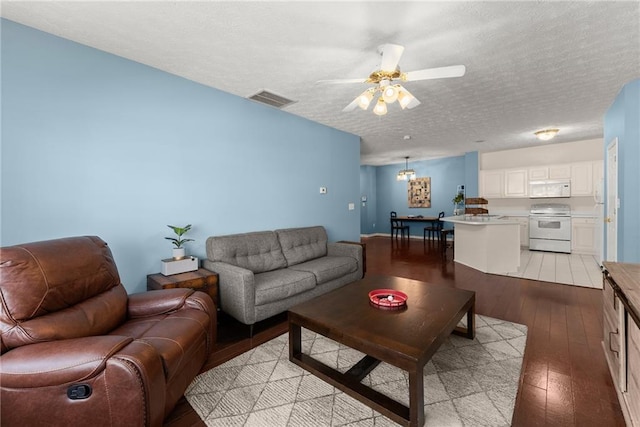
[147,268,219,309]
[337,240,366,276]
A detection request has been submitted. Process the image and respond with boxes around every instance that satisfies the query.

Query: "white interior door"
[606,138,618,261]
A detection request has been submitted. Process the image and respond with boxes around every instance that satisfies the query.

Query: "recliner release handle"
[67,384,92,400]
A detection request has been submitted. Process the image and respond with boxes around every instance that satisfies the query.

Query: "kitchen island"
[441,215,521,274]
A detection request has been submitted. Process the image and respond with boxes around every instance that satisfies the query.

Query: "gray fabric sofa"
[203,226,363,328]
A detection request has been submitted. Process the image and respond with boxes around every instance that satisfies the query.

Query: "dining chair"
[390,211,410,240]
[441,226,455,255]
[424,211,445,241]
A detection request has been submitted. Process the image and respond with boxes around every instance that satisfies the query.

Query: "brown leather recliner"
[0,236,216,426]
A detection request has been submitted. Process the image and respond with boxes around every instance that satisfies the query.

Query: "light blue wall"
[464,151,479,197]
[371,156,466,236]
[1,19,361,293]
[604,79,640,262]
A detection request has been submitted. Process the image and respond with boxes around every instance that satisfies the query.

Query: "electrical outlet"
[320,187,327,194]
[348,203,355,210]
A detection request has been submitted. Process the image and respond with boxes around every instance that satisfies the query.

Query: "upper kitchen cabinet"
[481,160,601,199]
[549,164,572,179]
[480,170,504,198]
[571,162,593,196]
[528,164,572,180]
[528,166,549,180]
[593,160,604,187]
[504,168,528,197]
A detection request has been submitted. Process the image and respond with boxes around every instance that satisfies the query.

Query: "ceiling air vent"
[248,90,296,109]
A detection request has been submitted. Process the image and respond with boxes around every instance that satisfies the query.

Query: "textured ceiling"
[2,1,639,166]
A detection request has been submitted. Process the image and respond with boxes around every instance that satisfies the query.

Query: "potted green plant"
[452,193,465,215]
[165,224,194,259]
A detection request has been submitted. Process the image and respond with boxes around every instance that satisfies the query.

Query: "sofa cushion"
[275,226,328,266]
[206,231,286,274]
[288,256,357,285]
[254,269,316,306]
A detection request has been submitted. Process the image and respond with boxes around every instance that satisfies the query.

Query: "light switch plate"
[320,187,327,194]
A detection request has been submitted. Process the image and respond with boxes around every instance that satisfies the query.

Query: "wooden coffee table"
[288,275,475,427]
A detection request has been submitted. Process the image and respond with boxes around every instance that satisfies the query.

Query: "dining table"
[390,216,441,240]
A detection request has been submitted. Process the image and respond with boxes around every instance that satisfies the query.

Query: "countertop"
[603,261,640,328]
[441,215,521,225]
[490,210,599,218]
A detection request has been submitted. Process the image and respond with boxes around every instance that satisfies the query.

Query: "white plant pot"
[172,248,186,260]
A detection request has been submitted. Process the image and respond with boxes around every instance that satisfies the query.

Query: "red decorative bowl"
[369,289,408,308]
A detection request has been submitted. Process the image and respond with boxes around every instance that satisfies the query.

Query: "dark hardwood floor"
[165,236,625,426]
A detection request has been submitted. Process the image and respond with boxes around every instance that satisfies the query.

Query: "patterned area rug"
[186,315,527,426]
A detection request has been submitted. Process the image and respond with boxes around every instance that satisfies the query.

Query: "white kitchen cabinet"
[627,317,640,424]
[482,160,601,199]
[572,218,596,254]
[593,160,604,199]
[603,263,640,427]
[549,164,572,179]
[603,274,624,391]
[528,167,549,180]
[593,160,604,184]
[480,170,504,198]
[504,168,528,197]
[571,162,593,196]
[528,164,571,181]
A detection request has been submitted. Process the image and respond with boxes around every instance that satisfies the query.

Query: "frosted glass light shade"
[397,89,414,109]
[357,90,374,110]
[382,85,399,103]
[373,98,387,116]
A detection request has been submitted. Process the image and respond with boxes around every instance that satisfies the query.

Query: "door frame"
[606,137,618,262]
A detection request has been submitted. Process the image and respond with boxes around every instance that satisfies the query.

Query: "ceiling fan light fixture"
[357,89,374,110]
[397,88,414,109]
[534,128,559,141]
[373,98,387,116]
[382,84,399,103]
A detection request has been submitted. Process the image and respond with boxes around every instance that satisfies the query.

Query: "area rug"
[185,315,527,427]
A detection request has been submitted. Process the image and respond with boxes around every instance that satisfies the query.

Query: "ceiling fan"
[319,44,466,115]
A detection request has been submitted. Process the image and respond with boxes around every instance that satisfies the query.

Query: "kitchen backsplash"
[486,196,599,215]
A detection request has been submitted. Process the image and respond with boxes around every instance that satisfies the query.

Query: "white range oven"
[529,203,571,253]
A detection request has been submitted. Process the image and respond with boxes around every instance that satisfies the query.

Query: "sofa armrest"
[203,260,256,325]
[127,288,195,318]
[328,242,364,278]
[327,242,361,259]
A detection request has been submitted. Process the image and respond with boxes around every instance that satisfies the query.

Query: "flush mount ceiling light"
[534,128,560,141]
[396,156,416,181]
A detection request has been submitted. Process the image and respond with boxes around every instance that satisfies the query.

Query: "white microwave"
[529,180,571,198]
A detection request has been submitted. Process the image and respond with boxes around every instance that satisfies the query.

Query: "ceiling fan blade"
[380,44,405,72]
[403,65,466,81]
[342,96,360,112]
[316,78,367,84]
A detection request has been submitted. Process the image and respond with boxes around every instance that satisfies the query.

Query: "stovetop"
[530,203,571,216]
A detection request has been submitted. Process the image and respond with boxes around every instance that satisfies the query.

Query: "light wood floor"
[166,236,625,426]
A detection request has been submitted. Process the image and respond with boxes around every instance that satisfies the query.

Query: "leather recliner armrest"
[1,335,133,388]
[127,288,195,318]
[1,335,167,427]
